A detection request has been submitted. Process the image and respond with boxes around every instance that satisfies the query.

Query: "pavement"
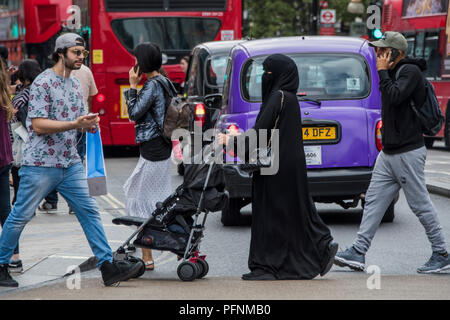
[0,142,449,300]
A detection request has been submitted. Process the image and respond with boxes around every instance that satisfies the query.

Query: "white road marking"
[425,170,450,177]
[49,254,90,260]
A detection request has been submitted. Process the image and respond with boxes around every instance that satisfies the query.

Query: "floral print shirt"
[22,69,86,168]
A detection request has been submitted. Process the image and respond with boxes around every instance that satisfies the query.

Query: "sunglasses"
[70,49,89,57]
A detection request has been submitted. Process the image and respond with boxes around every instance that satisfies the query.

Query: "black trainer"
[8,259,23,273]
[0,264,19,287]
[100,260,142,286]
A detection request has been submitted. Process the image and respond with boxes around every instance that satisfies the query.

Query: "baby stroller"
[112,143,228,281]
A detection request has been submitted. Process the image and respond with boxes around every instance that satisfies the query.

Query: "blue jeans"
[0,164,19,255]
[0,162,113,268]
[43,132,86,206]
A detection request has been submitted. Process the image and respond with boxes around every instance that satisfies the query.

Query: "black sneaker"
[68,207,75,215]
[417,252,450,274]
[100,260,142,286]
[0,264,19,287]
[38,201,57,212]
[334,246,365,271]
[8,259,23,273]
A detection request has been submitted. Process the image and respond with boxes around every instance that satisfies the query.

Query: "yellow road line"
[107,193,126,208]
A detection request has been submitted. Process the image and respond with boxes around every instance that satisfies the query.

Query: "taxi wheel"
[221,198,244,226]
[382,202,395,223]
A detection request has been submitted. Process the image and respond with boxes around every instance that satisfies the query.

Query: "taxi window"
[205,55,229,88]
[242,53,370,101]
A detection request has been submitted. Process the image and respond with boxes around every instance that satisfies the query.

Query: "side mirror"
[203,93,222,109]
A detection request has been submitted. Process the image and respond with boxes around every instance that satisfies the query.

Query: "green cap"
[369,31,408,52]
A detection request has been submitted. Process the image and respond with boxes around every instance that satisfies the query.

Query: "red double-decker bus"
[74,0,242,146]
[382,0,450,148]
[0,0,25,66]
[2,0,241,146]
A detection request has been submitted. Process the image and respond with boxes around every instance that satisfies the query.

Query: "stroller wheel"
[177,262,198,281]
[127,256,146,279]
[195,259,209,279]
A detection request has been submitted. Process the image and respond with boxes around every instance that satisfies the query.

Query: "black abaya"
[231,54,334,280]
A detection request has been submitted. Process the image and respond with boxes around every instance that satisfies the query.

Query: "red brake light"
[376,120,383,151]
[194,103,206,127]
[227,124,239,132]
[96,93,105,103]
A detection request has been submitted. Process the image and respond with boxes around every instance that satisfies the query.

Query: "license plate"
[304,146,322,166]
[120,85,143,119]
[302,126,336,140]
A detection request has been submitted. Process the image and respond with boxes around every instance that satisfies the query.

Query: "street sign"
[320,9,336,24]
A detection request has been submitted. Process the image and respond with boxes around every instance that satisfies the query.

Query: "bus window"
[405,33,415,57]
[424,32,442,78]
[415,31,425,57]
[111,18,222,55]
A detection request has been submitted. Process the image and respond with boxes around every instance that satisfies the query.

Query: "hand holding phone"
[86,113,99,119]
[129,65,142,89]
[389,48,400,62]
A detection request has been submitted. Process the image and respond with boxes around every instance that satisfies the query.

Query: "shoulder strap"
[395,64,409,80]
[268,90,285,148]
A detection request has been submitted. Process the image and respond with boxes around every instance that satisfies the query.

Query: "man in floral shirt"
[0,33,141,288]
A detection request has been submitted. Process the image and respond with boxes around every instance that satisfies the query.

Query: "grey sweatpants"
[353,146,447,254]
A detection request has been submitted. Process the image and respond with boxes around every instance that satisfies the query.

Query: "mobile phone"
[134,64,143,76]
[390,48,400,62]
[86,113,99,119]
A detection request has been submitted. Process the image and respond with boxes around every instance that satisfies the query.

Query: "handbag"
[239,90,285,174]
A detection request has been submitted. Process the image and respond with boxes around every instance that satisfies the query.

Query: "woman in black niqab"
[219,54,338,280]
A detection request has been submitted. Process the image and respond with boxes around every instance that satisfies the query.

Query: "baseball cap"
[54,33,85,53]
[369,31,408,52]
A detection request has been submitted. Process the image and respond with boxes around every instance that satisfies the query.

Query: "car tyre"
[445,103,450,148]
[361,198,395,223]
[177,163,185,176]
[221,198,244,226]
[381,201,395,223]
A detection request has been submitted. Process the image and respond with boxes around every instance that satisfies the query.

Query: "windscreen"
[205,55,229,88]
[242,54,370,101]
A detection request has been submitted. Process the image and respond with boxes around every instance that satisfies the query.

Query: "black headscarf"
[261,54,299,102]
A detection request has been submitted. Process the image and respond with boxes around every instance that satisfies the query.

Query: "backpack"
[395,64,444,136]
[150,77,192,142]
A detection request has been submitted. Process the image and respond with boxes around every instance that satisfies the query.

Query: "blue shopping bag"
[86,129,107,196]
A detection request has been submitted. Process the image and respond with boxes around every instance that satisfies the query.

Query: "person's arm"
[125,81,156,121]
[28,77,99,135]
[32,115,99,135]
[12,89,28,127]
[222,91,282,159]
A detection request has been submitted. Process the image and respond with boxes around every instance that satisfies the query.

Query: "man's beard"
[65,59,82,70]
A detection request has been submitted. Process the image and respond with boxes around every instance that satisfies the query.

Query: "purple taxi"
[217,36,395,226]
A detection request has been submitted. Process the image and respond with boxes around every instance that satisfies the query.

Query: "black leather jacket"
[124,75,176,143]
